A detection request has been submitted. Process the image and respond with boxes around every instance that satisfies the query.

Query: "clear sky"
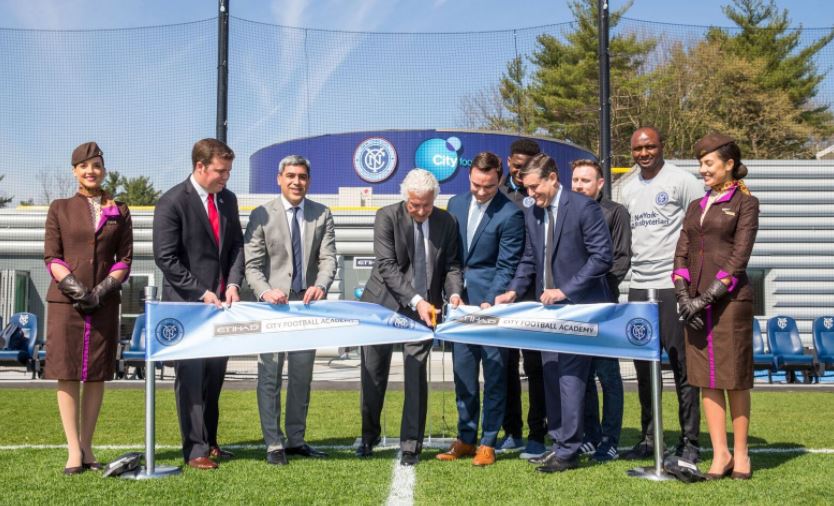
[1,1,833,204]
[1,0,833,31]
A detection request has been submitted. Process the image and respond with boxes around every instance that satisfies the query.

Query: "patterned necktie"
[467,201,480,251]
[544,206,555,290]
[291,207,303,294]
[207,193,220,246]
[412,220,428,298]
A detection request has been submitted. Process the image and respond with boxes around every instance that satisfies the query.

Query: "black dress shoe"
[356,438,380,458]
[621,439,655,461]
[285,443,327,458]
[536,455,579,473]
[266,449,288,466]
[528,450,555,465]
[400,451,419,466]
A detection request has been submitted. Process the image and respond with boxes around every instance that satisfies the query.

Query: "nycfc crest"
[155,318,185,347]
[655,191,670,206]
[388,314,415,330]
[626,318,652,347]
[354,137,398,183]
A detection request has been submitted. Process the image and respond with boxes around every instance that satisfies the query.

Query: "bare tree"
[38,169,76,204]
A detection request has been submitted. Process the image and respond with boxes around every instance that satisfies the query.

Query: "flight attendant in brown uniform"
[673,133,759,480]
[43,142,133,475]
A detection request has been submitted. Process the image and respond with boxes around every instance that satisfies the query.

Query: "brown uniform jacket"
[673,187,759,300]
[44,194,133,302]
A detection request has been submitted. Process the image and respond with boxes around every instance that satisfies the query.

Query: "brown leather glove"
[57,274,98,312]
[679,279,729,328]
[75,276,121,313]
[674,277,704,331]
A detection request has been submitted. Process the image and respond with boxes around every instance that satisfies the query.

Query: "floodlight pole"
[217,0,230,142]
[627,288,675,481]
[598,0,613,199]
[123,286,181,479]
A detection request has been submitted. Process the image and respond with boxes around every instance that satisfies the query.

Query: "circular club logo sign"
[155,318,185,347]
[625,318,652,347]
[353,137,398,183]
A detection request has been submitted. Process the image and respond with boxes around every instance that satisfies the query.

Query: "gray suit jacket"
[244,197,337,298]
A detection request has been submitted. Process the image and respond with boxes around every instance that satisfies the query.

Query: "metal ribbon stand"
[122,285,181,479]
[627,288,675,481]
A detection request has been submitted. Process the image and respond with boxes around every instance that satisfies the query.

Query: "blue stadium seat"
[0,312,39,376]
[117,314,147,379]
[752,318,776,383]
[766,316,816,384]
[812,316,834,373]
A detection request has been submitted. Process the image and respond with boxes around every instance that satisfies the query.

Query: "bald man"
[618,127,704,464]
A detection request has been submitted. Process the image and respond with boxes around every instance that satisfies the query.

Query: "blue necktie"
[291,207,303,293]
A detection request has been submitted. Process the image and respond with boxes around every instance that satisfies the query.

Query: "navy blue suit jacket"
[509,187,613,304]
[447,191,525,305]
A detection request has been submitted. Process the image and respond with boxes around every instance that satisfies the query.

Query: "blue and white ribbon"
[439,302,660,361]
[145,300,659,362]
[145,301,432,361]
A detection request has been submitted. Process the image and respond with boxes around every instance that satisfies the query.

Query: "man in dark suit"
[358,168,464,467]
[572,158,631,462]
[244,155,337,466]
[153,138,244,470]
[497,138,549,458]
[496,153,612,473]
[438,152,524,466]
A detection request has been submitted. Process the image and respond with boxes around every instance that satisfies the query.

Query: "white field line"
[385,451,415,506]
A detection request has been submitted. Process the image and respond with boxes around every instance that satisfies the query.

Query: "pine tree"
[706,0,834,144]
[525,0,655,159]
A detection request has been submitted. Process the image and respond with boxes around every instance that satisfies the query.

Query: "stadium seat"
[117,314,145,379]
[0,312,39,377]
[766,315,816,384]
[811,316,834,373]
[116,314,163,379]
[752,318,776,383]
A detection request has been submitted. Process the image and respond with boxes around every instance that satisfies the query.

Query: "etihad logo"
[213,316,359,337]
[453,314,598,337]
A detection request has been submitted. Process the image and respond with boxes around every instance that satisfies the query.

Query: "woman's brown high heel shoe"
[82,449,105,471]
[705,458,734,480]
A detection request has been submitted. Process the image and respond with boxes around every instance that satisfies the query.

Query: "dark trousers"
[630,288,700,444]
[582,357,624,446]
[174,356,228,461]
[360,340,432,454]
[452,343,507,447]
[542,351,592,460]
[503,348,548,443]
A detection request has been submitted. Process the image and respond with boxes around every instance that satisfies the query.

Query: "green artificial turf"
[0,388,832,504]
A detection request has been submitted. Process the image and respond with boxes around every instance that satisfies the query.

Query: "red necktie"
[207,193,225,296]
[207,193,220,246]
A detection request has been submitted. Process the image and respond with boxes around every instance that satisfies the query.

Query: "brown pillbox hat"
[71,141,104,166]
[693,133,734,159]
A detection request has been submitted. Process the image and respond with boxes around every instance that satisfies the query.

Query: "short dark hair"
[520,153,558,180]
[634,126,665,145]
[571,159,603,179]
[509,138,541,157]
[192,138,234,169]
[470,151,502,175]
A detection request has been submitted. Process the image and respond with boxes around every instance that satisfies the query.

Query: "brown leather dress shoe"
[188,456,219,469]
[472,446,496,466]
[209,446,234,460]
[436,439,476,461]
